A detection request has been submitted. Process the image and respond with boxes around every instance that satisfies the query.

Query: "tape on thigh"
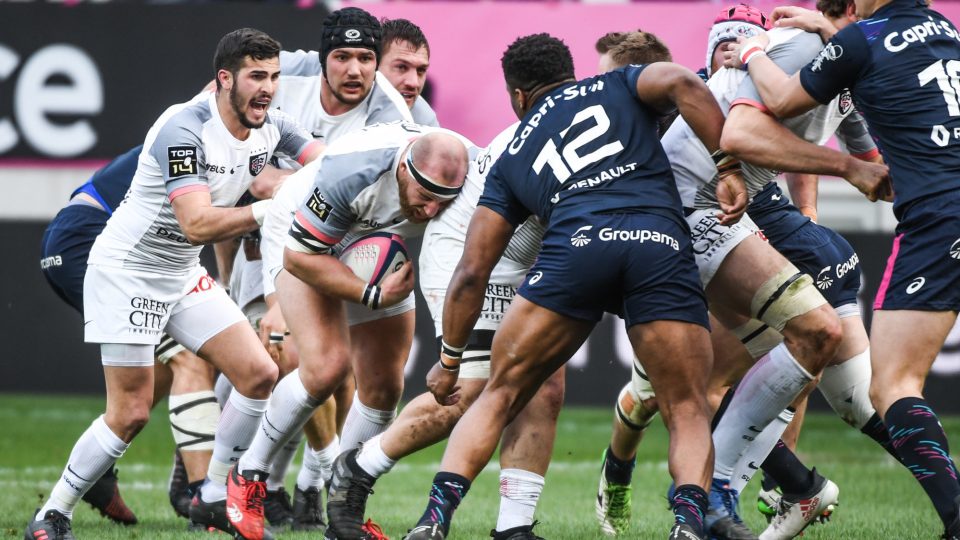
[750,265,826,332]
[168,391,219,451]
[155,333,186,365]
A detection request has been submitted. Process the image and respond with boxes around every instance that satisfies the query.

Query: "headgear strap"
[405,149,462,200]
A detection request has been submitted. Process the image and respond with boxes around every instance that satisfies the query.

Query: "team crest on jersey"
[838,90,853,115]
[249,152,268,176]
[307,188,331,222]
[811,43,843,73]
[168,146,198,178]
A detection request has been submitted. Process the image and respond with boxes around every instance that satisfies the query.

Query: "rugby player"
[729,1,960,536]
[227,122,471,540]
[588,7,890,538]
[379,18,439,126]
[404,33,748,540]
[223,8,415,531]
[322,123,563,540]
[40,146,221,524]
[25,28,323,540]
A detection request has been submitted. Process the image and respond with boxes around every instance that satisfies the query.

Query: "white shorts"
[346,292,415,326]
[84,264,246,364]
[260,204,291,299]
[686,209,760,287]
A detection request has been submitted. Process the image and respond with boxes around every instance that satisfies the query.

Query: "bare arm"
[636,62,724,152]
[721,104,855,177]
[441,207,515,357]
[171,190,259,245]
[250,165,292,200]
[283,247,413,307]
[784,172,819,221]
[213,238,240,285]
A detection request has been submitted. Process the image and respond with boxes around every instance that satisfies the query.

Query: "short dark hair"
[381,18,430,58]
[815,0,854,18]
[213,28,281,90]
[607,31,672,66]
[501,33,575,92]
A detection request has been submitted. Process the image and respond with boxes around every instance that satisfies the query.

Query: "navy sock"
[761,440,815,496]
[603,445,636,485]
[672,484,708,536]
[861,412,901,462]
[760,471,779,492]
[886,397,960,527]
[416,472,471,535]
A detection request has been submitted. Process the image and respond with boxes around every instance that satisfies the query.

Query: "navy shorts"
[518,212,709,329]
[750,183,860,309]
[873,191,960,311]
[40,204,108,313]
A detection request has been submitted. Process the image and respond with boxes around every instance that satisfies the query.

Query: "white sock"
[297,436,339,491]
[214,373,234,409]
[38,415,128,520]
[354,434,396,478]
[496,468,544,531]
[237,370,319,476]
[712,344,813,479]
[267,430,303,491]
[819,348,874,429]
[728,408,794,493]
[201,390,268,502]
[339,393,396,453]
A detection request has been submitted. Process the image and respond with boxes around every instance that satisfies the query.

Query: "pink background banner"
[348,1,960,145]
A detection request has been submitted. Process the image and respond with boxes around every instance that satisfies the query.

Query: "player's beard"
[397,174,427,223]
[230,84,268,130]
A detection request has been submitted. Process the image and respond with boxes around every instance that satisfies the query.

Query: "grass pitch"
[0,393,951,539]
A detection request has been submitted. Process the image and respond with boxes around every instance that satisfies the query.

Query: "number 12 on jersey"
[532,105,624,182]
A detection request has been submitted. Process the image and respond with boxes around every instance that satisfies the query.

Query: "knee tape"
[155,334,186,365]
[169,391,219,451]
[616,361,658,431]
[732,319,784,360]
[750,266,827,332]
[819,349,874,429]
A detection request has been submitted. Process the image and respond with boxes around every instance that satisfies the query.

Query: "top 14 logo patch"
[168,146,198,178]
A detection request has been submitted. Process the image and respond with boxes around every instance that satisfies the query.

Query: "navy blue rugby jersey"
[479,65,684,228]
[73,145,142,214]
[799,0,960,217]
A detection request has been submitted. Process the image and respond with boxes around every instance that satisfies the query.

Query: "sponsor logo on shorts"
[168,145,198,178]
[528,271,543,285]
[816,266,834,290]
[570,225,593,247]
[811,43,843,72]
[598,228,679,250]
[249,151,268,176]
[690,215,734,255]
[307,188,331,222]
[40,255,63,269]
[950,238,960,259]
[907,276,926,295]
[482,283,516,322]
[189,274,218,295]
[836,252,859,278]
[129,297,169,333]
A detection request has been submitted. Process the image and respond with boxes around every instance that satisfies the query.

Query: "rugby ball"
[339,232,409,285]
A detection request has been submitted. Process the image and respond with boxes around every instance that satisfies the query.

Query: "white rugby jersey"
[421,122,543,288]
[272,50,413,169]
[287,122,478,255]
[89,92,316,275]
[663,27,876,209]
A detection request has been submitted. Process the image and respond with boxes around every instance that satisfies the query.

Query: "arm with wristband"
[427,205,515,406]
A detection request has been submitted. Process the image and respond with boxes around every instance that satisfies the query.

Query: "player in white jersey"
[379,18,440,126]
[226,122,470,540]
[321,123,561,540]
[587,15,889,539]
[224,9,418,532]
[24,29,323,540]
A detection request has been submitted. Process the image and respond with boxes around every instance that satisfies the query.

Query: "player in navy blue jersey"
[403,33,747,540]
[730,1,960,536]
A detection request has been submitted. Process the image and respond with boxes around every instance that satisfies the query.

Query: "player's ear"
[217,69,233,91]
